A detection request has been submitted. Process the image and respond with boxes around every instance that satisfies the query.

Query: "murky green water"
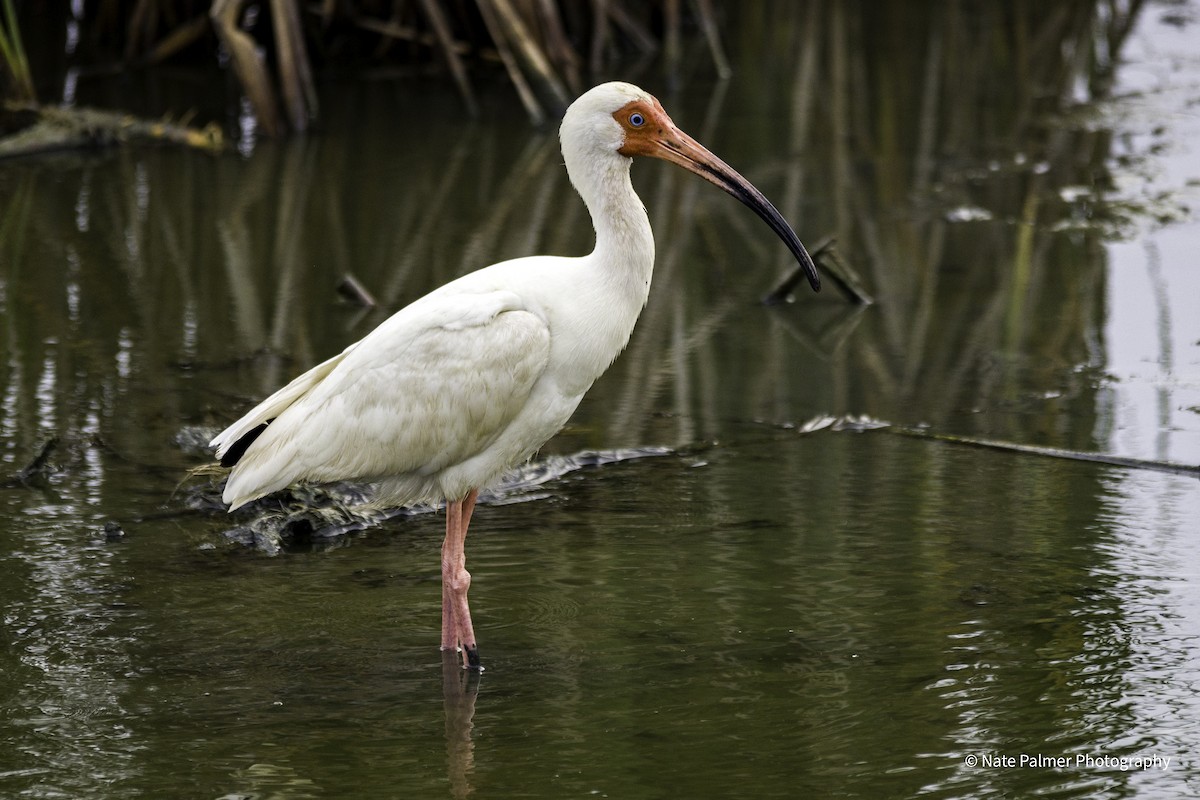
[3,4,1200,798]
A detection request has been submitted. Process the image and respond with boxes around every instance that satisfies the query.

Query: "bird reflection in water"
[441,650,481,798]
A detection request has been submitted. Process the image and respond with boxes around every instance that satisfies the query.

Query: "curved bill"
[621,114,820,293]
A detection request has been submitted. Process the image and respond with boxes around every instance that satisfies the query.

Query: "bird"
[210,81,820,671]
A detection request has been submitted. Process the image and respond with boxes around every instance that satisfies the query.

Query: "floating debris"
[944,205,994,222]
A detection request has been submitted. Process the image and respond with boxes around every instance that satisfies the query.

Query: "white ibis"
[210,82,820,670]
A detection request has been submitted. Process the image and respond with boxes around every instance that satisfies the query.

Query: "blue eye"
[629,112,645,127]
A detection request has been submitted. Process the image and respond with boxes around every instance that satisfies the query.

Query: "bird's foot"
[462,644,482,672]
[439,641,483,671]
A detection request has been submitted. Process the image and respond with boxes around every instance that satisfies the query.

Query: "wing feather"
[210,347,354,461]
[218,291,551,509]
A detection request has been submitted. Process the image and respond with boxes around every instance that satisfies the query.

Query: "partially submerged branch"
[336,273,378,309]
[801,415,1200,479]
[888,426,1200,478]
[1,437,58,488]
[0,102,223,160]
[761,235,874,305]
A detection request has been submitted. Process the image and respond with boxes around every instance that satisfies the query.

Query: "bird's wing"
[209,347,356,463]
[218,290,551,509]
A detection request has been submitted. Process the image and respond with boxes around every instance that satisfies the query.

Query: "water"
[2,4,1200,798]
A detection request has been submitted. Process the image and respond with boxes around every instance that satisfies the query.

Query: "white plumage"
[211,82,818,669]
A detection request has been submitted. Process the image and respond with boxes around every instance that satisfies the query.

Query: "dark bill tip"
[714,168,820,293]
[661,133,821,293]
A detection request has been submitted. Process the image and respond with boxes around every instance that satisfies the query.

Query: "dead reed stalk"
[46,1,739,133]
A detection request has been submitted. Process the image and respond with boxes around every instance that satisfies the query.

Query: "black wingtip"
[219,420,272,468]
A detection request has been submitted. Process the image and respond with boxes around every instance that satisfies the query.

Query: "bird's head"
[560,82,820,293]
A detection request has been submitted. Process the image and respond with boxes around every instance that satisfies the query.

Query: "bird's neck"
[573,155,655,306]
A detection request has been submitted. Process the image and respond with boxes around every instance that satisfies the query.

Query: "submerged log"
[187,445,677,554]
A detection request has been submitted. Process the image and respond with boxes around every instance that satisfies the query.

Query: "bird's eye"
[629,112,645,127]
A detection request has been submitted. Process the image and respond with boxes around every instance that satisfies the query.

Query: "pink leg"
[440,500,461,652]
[440,489,481,670]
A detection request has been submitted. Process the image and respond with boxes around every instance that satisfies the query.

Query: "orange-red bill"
[615,98,820,293]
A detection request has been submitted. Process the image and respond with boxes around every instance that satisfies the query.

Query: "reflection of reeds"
[731,0,1135,450]
[1,2,1146,477]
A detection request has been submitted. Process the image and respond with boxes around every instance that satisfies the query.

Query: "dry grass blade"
[271,0,318,132]
[533,0,581,94]
[662,0,681,85]
[137,13,211,67]
[607,1,657,54]
[488,0,570,111]
[691,0,731,78]
[417,0,479,115]
[589,0,609,74]
[210,0,284,136]
[0,0,35,103]
[475,0,546,124]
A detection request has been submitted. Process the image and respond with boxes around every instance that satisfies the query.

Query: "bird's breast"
[535,270,649,399]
